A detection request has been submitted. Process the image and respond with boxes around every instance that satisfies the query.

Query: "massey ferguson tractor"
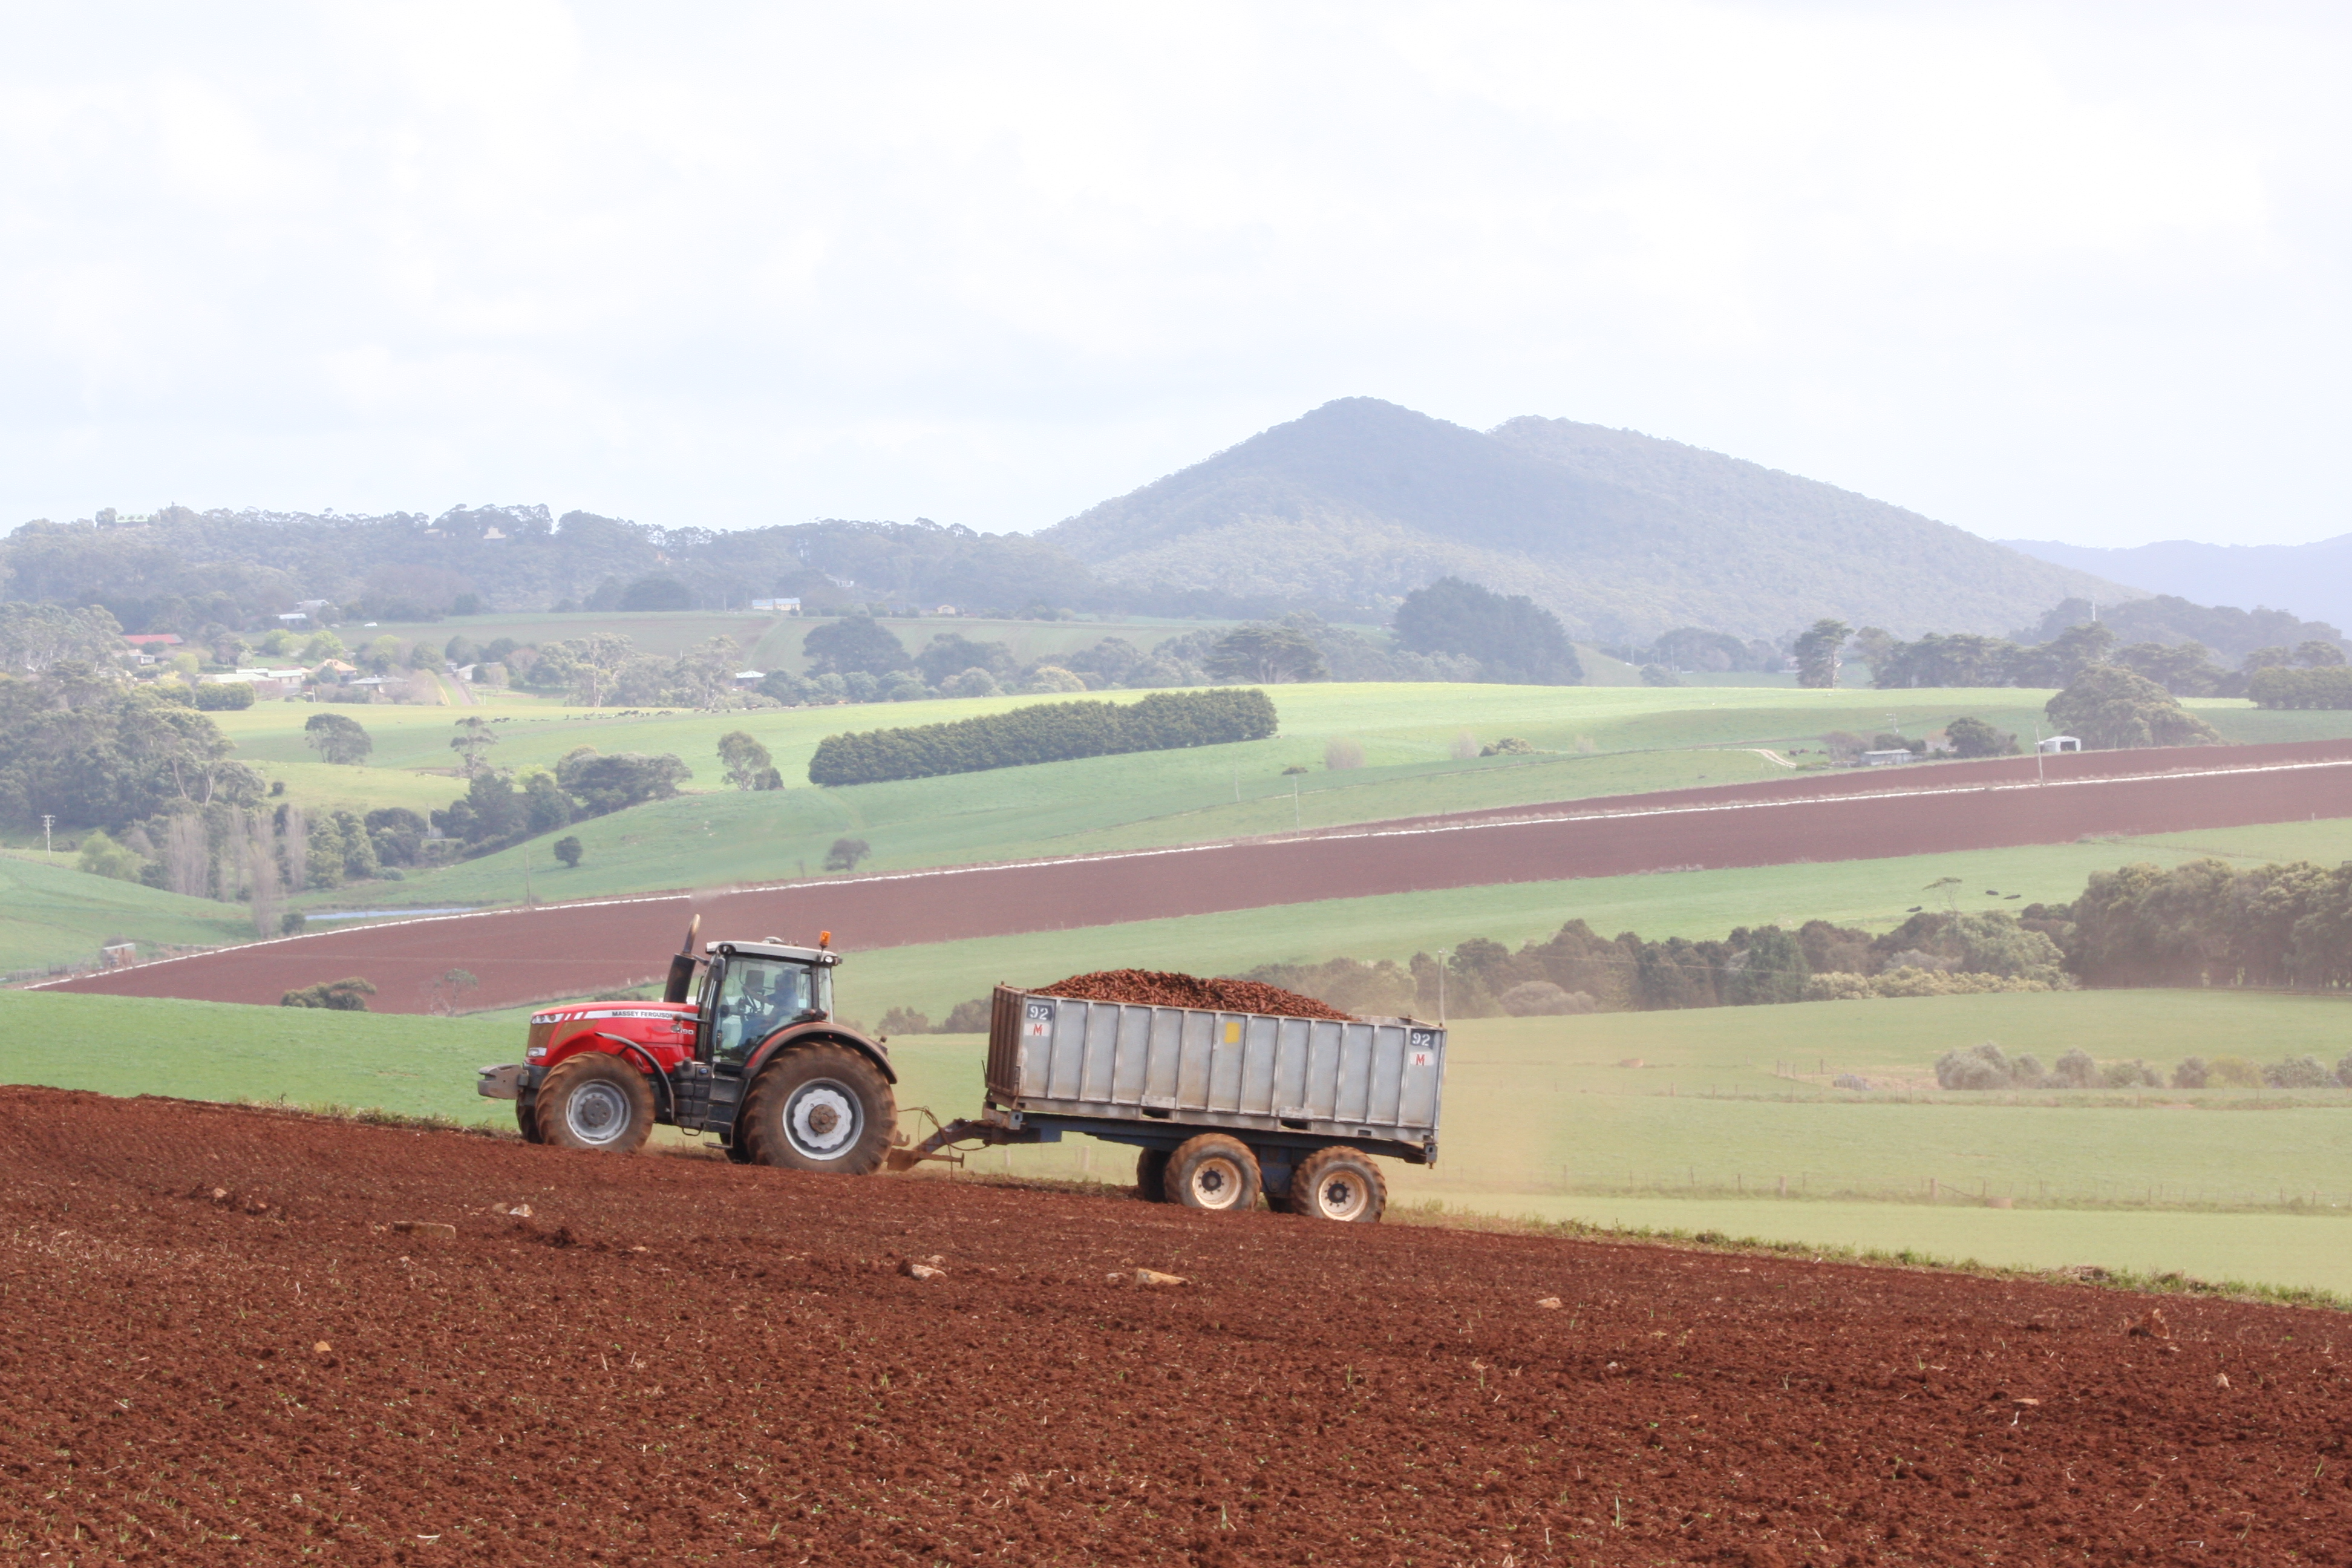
[479,918,1449,1221]
[477,920,900,1172]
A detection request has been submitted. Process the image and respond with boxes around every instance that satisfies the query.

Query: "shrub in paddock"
[2102,1059,2161,1088]
[2262,1055,2333,1089]
[2048,1047,2099,1089]
[2171,1057,2210,1089]
[943,998,991,1031]
[2207,1055,2262,1087]
[281,977,376,1011]
[1324,737,1365,771]
[1498,981,1596,1016]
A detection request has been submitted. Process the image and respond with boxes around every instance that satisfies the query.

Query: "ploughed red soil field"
[2,1085,2344,1565]
[42,739,2352,1014]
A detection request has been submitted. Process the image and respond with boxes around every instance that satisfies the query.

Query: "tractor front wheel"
[532,1054,655,1154]
[741,1044,895,1175]
[515,1093,544,1144]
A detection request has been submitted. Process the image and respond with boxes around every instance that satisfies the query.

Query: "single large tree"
[302,711,373,765]
[1205,625,1327,684]
[2046,665,2222,749]
[802,616,913,678]
[449,715,497,777]
[717,730,777,789]
[1791,619,1851,688]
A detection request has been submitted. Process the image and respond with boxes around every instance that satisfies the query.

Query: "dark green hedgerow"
[806,687,1278,786]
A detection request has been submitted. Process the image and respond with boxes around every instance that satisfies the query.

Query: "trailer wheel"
[533,1055,655,1154]
[1163,1134,1261,1212]
[1290,1146,1386,1223]
[742,1044,895,1175]
[1134,1147,1171,1201]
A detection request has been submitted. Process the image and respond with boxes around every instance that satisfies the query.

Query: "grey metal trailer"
[887,985,1447,1221]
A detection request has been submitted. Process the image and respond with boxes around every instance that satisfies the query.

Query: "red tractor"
[476,921,898,1173]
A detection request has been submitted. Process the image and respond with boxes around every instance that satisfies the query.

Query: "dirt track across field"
[1,1085,2343,1564]
[40,739,2352,1014]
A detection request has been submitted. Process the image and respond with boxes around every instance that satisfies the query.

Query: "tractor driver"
[714,961,819,1065]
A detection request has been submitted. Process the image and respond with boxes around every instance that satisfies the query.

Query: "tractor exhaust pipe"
[662,913,704,1004]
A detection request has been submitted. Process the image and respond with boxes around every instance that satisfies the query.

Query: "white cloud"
[0,0,2347,546]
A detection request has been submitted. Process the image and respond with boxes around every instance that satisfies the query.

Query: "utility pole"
[41,815,54,861]
[2033,725,2045,785]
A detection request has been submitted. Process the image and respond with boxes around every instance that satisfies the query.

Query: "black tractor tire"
[724,1138,756,1164]
[515,1093,544,1144]
[1290,1145,1387,1223]
[1134,1146,1171,1201]
[741,1044,896,1175]
[532,1054,655,1154]
[1163,1133,1261,1212]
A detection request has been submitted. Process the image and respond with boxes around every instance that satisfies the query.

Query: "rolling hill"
[1041,398,2129,643]
[2001,534,2352,636]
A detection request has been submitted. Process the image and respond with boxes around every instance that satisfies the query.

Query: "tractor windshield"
[710,956,830,1065]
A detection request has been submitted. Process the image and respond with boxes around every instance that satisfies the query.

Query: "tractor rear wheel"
[533,1055,655,1154]
[741,1044,895,1175]
[1163,1133,1261,1212]
[1290,1146,1386,1223]
[1134,1147,1171,1201]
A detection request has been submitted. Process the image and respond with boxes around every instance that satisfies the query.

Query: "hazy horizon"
[7,3,2351,552]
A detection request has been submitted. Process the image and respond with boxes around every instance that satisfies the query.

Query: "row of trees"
[2246,666,2352,709]
[2068,857,2352,990]
[1935,1039,2352,1092]
[806,688,1281,787]
[1790,615,2347,698]
[1238,907,2070,1021]
[1231,851,2352,1026]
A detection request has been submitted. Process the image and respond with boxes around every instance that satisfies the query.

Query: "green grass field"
[5,984,2347,1293]
[0,851,255,979]
[182,680,2348,916]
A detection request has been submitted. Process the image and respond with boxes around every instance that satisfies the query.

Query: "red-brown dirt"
[1036,970,1353,1019]
[41,738,2352,1014]
[2,1085,2344,1564]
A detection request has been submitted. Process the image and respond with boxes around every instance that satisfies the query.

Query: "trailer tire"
[1290,1146,1386,1223]
[741,1044,895,1175]
[533,1055,655,1154]
[1163,1134,1261,1212]
[1134,1147,1171,1201]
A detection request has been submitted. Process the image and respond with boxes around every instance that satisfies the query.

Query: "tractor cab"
[691,941,839,1069]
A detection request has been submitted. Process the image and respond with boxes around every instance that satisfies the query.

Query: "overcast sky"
[5,2,2348,547]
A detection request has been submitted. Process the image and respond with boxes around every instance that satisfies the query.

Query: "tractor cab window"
[709,956,829,1065]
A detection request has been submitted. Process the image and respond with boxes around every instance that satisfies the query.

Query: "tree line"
[806,688,1280,788]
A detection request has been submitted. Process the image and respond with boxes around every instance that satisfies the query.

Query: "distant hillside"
[2001,535,2352,636]
[1040,399,2129,642]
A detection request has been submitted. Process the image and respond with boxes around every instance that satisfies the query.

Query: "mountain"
[1999,535,2352,636]
[1040,398,2129,642]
